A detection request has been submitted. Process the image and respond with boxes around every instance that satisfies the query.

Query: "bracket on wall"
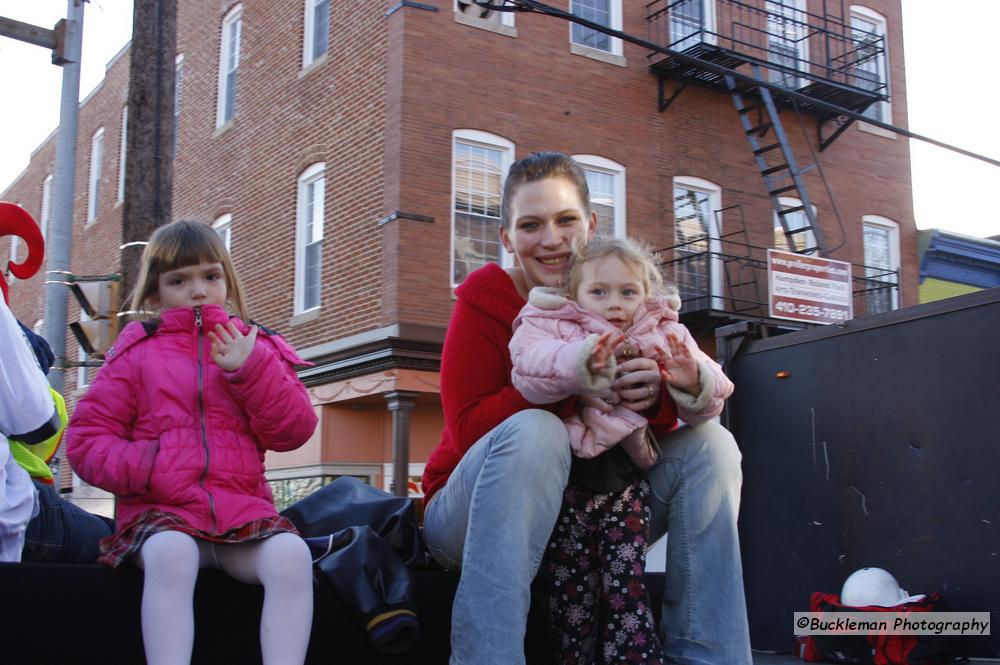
[377,210,435,227]
[818,114,856,152]
[657,78,688,113]
[385,1,438,17]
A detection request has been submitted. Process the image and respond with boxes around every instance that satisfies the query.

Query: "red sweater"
[421,264,679,503]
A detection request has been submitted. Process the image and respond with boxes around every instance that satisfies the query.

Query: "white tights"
[135,530,314,665]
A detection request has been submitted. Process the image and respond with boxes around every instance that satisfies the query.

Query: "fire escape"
[643,0,895,328]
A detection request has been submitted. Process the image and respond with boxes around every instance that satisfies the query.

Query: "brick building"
[2,0,916,507]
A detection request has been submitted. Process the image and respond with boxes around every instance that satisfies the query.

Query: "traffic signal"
[68,278,120,358]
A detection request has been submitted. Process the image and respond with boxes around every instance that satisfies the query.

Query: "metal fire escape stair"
[725,64,827,257]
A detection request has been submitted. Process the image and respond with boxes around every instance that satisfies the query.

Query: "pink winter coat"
[66,304,317,535]
[510,287,734,470]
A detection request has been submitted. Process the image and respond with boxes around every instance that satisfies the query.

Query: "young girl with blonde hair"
[67,220,317,665]
[510,235,734,664]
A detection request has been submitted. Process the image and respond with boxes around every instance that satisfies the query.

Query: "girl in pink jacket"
[66,220,317,665]
[509,236,734,664]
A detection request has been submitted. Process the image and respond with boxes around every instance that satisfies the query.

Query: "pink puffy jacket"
[510,288,734,470]
[66,304,317,535]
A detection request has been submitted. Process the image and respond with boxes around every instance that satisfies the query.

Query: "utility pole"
[120,0,177,301]
[35,0,85,394]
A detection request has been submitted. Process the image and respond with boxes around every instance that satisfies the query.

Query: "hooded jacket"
[509,287,734,469]
[66,304,317,535]
[421,264,688,503]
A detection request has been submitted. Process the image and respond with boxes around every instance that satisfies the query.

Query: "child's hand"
[657,334,700,395]
[588,332,623,375]
[209,321,258,372]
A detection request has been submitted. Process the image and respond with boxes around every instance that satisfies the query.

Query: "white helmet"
[840,567,924,607]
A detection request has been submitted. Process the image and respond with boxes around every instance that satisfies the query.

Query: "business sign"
[767,249,853,325]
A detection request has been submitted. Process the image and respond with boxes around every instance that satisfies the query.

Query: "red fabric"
[421,264,682,503]
[98,509,298,569]
[67,304,317,536]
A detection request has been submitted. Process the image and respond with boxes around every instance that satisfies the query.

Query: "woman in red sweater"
[421,152,751,665]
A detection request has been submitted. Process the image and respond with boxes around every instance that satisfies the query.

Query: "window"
[454,1,516,33]
[773,197,817,254]
[216,5,242,128]
[766,0,808,88]
[213,214,232,252]
[174,54,183,152]
[295,163,325,313]
[862,215,899,314]
[303,0,329,66]
[574,155,625,238]
[117,106,128,203]
[570,0,622,56]
[850,6,889,123]
[40,174,52,241]
[451,130,514,287]
[672,177,723,308]
[87,127,104,223]
[669,0,716,50]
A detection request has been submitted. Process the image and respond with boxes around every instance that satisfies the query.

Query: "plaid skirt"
[98,510,299,569]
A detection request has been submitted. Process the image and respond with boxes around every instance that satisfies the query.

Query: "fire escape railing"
[646,0,887,99]
[656,234,899,321]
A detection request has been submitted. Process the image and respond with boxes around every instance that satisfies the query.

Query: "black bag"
[281,477,427,654]
[282,475,426,567]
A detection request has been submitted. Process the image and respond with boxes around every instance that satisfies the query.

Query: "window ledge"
[213,119,235,138]
[857,121,896,140]
[453,10,516,37]
[289,308,322,327]
[570,42,626,67]
[299,53,328,79]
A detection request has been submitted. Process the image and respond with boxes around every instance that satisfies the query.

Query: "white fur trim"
[528,287,569,310]
[666,361,715,413]
[576,333,616,393]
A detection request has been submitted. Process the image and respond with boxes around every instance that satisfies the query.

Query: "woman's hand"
[209,321,258,372]
[658,334,700,396]
[613,356,662,413]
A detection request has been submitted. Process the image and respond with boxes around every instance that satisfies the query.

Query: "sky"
[0,0,998,239]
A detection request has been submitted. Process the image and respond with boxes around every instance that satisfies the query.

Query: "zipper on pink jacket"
[194,306,218,531]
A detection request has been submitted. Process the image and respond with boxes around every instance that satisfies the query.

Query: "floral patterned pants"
[542,479,663,664]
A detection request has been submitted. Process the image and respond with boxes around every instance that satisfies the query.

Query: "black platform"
[0,562,666,664]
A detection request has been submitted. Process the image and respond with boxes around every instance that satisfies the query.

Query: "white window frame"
[87,127,105,223]
[861,214,900,311]
[574,154,626,239]
[174,54,183,150]
[295,163,325,314]
[569,0,623,57]
[669,0,717,49]
[213,214,233,252]
[40,174,52,241]
[216,4,242,128]
[117,106,128,203]
[774,196,818,254]
[454,1,516,35]
[850,5,890,125]
[766,0,810,88]
[303,0,330,67]
[451,130,515,289]
[673,176,723,309]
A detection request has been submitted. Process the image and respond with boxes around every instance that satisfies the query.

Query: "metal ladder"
[724,64,827,256]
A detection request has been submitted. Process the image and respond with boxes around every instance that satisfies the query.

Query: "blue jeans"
[423,410,572,665]
[649,421,752,665]
[22,481,114,563]
[424,413,751,665]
